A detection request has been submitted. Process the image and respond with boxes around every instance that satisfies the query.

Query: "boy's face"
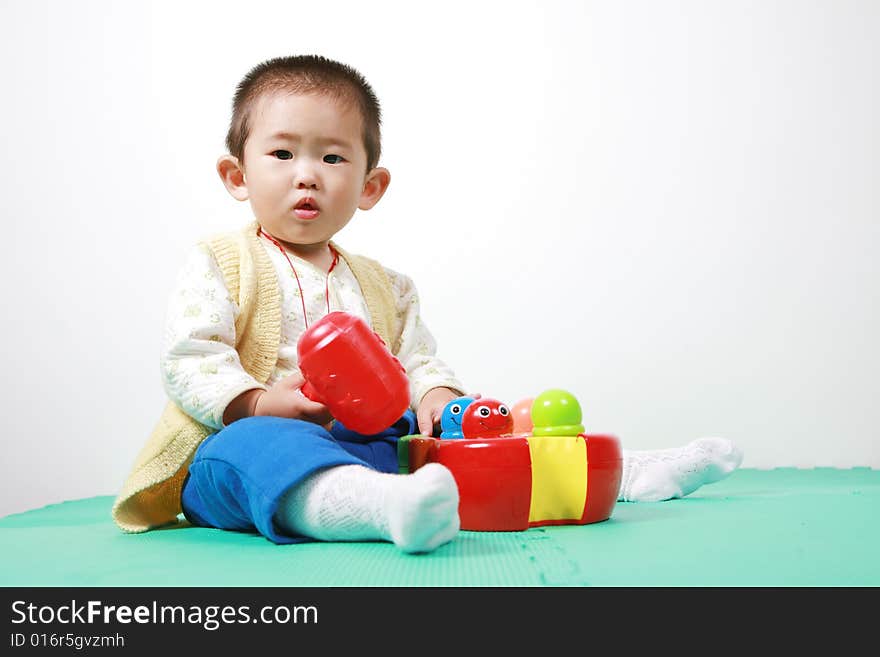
[219,91,388,257]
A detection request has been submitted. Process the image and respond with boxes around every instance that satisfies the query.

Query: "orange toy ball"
[511,397,535,434]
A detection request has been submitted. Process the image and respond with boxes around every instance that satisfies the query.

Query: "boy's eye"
[323,154,344,164]
[272,150,293,160]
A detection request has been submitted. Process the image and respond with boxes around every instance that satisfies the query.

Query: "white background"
[0,0,877,518]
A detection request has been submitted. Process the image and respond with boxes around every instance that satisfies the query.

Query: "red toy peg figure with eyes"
[461,399,514,439]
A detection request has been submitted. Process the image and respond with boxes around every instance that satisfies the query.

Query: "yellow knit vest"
[111,221,401,533]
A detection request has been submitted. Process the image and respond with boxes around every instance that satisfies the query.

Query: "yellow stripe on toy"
[527,435,587,522]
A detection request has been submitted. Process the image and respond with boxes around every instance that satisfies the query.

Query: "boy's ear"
[358,167,391,210]
[217,155,249,201]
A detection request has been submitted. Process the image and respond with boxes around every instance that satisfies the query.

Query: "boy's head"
[217,55,390,261]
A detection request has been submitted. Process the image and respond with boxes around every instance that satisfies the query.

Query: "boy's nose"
[293,164,319,189]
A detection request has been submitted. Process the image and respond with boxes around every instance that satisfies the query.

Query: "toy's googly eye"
[450,404,462,415]
[478,406,490,417]
[498,405,510,416]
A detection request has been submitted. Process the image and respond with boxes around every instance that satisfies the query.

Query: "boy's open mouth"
[293,198,320,220]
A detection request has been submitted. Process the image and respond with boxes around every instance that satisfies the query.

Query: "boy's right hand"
[222,372,333,426]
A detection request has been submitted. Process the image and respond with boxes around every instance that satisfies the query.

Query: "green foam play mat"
[2,468,877,586]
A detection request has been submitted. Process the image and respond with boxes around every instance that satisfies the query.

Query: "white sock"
[618,437,744,502]
[275,463,460,553]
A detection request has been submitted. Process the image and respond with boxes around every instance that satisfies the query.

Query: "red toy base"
[402,434,622,531]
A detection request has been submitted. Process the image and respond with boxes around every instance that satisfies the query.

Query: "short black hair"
[225,54,382,171]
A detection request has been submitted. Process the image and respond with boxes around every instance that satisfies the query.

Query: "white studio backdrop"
[0,0,877,518]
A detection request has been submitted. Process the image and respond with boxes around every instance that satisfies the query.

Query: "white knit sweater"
[161,233,464,429]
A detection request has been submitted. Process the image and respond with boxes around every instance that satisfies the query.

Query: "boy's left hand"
[416,387,462,436]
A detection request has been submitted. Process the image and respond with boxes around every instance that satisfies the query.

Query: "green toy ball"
[530,389,585,437]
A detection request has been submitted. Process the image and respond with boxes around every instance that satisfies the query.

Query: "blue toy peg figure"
[439,396,476,439]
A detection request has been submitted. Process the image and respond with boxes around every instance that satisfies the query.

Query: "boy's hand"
[416,387,463,436]
[223,372,333,426]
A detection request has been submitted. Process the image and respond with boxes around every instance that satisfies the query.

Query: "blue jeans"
[180,412,417,544]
